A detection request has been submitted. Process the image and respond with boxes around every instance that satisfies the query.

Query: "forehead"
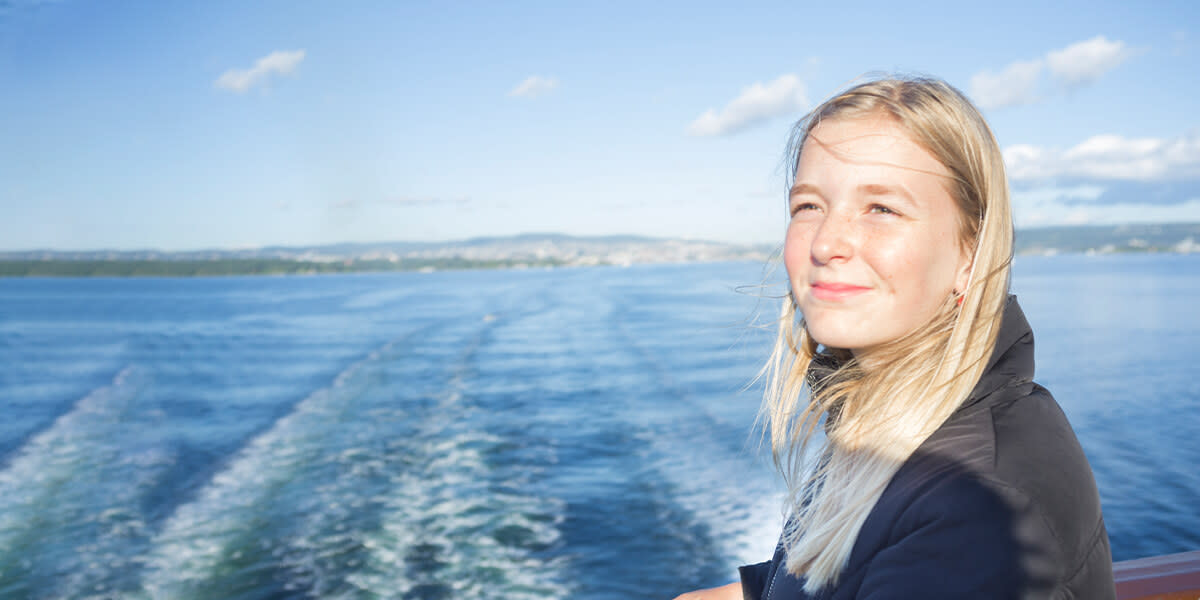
[797,116,950,181]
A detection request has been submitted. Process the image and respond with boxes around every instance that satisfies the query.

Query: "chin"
[801,309,857,349]
[805,325,863,352]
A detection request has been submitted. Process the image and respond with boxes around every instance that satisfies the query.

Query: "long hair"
[760,76,1014,592]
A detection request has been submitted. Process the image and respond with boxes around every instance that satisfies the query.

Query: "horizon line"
[3,222,1200,255]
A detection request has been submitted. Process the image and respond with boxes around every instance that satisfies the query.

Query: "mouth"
[809,281,871,301]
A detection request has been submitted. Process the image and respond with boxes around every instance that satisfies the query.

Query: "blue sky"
[1,0,1197,251]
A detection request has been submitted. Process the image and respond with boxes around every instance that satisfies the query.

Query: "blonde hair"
[761,76,1014,591]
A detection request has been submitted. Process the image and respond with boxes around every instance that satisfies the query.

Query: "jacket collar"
[959,295,1035,411]
[804,295,1035,412]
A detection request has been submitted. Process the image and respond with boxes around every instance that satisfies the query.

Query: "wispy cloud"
[969,59,1044,110]
[215,50,306,93]
[970,36,1130,110]
[508,76,558,98]
[687,74,809,137]
[1046,36,1131,88]
[1005,131,1200,182]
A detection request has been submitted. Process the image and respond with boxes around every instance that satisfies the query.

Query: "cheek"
[876,236,956,301]
[867,237,933,296]
[783,226,811,282]
[859,230,897,268]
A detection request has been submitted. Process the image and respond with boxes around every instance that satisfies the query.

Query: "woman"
[675,76,1114,599]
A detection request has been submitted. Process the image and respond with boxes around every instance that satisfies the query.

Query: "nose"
[809,212,854,265]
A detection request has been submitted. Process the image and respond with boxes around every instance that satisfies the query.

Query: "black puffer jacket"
[739,297,1115,599]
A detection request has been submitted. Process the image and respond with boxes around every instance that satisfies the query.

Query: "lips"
[810,281,871,301]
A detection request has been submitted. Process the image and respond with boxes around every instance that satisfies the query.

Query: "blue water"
[0,255,1196,598]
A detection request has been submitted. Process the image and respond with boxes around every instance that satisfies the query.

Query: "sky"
[1,1,1198,251]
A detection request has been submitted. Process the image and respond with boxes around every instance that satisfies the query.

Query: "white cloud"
[508,76,558,98]
[1005,132,1200,181]
[215,50,306,93]
[1046,36,1130,88]
[1007,133,1200,224]
[687,74,809,137]
[969,35,1130,110]
[969,59,1044,110]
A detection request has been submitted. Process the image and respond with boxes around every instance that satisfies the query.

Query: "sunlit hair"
[760,75,1013,592]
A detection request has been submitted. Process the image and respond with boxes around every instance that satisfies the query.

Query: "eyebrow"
[859,183,915,205]
[788,183,821,198]
[792,181,912,198]
[789,182,915,204]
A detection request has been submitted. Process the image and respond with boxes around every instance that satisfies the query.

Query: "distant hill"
[1,225,1197,277]
[1014,223,1200,255]
[0,234,771,277]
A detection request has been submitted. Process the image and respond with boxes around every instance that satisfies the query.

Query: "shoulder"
[986,384,1115,597]
[854,384,1114,598]
[987,384,1100,523]
[978,382,1108,558]
[919,375,1100,522]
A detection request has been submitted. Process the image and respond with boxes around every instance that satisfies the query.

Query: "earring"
[954,290,964,307]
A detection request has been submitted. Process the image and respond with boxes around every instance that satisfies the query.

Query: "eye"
[790,201,820,217]
[868,203,900,216]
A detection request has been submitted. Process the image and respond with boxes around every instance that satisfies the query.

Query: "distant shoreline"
[0,257,566,278]
[2,225,1197,277]
[1,249,1196,279]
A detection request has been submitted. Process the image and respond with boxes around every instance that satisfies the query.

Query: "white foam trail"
[628,412,781,567]
[136,341,398,597]
[614,313,784,570]
[638,422,784,567]
[347,431,569,599]
[129,308,571,598]
[342,346,571,599]
[138,326,569,598]
[0,365,172,599]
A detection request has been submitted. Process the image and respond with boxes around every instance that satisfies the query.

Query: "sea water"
[0,253,1196,599]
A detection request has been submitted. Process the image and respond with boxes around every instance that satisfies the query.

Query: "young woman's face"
[784,115,972,355]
